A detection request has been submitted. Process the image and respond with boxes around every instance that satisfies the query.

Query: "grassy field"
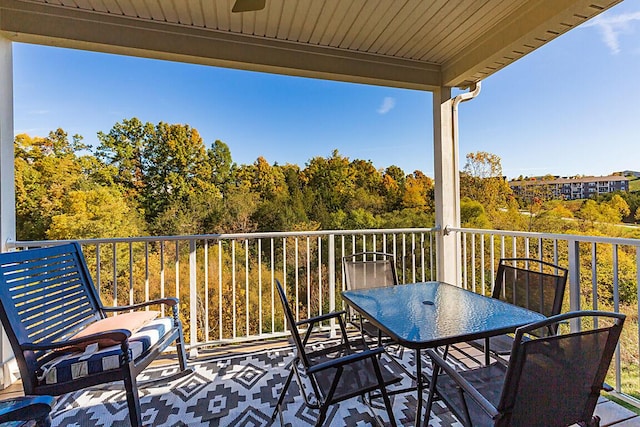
[629,177,640,193]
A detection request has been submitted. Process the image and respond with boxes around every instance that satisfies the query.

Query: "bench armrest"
[102,297,179,312]
[22,330,131,352]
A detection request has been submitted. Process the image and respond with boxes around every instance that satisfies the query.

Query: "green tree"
[347,160,384,212]
[207,140,235,193]
[460,151,512,214]
[251,156,287,200]
[595,191,640,223]
[302,150,355,224]
[344,208,380,229]
[378,208,434,228]
[97,119,224,234]
[217,186,259,233]
[529,201,574,233]
[14,131,84,240]
[494,195,531,231]
[577,199,602,227]
[95,117,153,202]
[280,164,309,228]
[142,122,220,232]
[460,197,491,228]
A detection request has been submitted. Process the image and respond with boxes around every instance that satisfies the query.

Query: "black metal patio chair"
[426,310,625,427]
[272,280,400,427]
[472,258,568,360]
[342,252,398,344]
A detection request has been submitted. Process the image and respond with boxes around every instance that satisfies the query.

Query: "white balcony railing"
[13,228,438,349]
[12,226,640,406]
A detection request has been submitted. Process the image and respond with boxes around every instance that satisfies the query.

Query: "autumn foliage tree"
[460,151,512,216]
[15,121,636,243]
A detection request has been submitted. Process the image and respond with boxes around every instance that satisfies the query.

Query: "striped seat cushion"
[38,317,174,385]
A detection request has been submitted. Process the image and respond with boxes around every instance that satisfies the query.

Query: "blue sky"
[12,1,640,180]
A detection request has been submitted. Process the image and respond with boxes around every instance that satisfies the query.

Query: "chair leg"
[175,327,188,372]
[424,363,441,427]
[172,306,188,372]
[123,364,143,427]
[316,403,330,427]
[315,367,345,427]
[372,359,397,427]
[272,368,295,422]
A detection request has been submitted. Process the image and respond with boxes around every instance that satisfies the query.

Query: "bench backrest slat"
[0,243,103,367]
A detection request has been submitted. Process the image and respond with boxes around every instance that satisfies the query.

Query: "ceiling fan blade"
[232,0,266,13]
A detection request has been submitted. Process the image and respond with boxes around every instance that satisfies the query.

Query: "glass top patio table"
[341,281,546,350]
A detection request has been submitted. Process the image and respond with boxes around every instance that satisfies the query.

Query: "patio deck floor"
[1,336,638,426]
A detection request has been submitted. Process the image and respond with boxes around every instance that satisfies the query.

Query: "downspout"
[445,82,481,286]
[449,82,481,230]
[451,82,481,220]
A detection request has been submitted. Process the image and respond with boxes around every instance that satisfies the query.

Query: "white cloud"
[377,97,396,114]
[584,11,640,54]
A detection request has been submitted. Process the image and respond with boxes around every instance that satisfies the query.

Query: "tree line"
[15,118,437,242]
[15,118,640,243]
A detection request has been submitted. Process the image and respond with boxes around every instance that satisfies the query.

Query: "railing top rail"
[13,225,638,248]
[447,226,640,247]
[11,227,440,248]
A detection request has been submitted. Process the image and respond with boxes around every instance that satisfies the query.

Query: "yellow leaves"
[46,187,144,240]
[609,194,631,218]
[402,172,433,210]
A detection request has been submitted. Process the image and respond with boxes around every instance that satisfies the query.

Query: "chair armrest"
[426,349,501,420]
[21,330,131,351]
[307,346,385,375]
[103,297,179,312]
[296,310,346,327]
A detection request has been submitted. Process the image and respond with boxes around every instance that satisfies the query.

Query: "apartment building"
[509,175,629,201]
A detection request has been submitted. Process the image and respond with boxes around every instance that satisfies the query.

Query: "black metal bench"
[0,242,189,427]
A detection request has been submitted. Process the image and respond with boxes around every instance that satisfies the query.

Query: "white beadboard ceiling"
[0,0,623,89]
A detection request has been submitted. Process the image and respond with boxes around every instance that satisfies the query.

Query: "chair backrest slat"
[18,280,88,315]
[3,257,76,283]
[26,302,96,344]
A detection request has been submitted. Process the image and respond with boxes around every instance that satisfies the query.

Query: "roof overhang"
[0,0,623,90]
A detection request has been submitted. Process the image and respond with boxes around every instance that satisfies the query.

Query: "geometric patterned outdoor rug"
[50,343,464,426]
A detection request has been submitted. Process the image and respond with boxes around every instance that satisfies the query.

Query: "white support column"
[0,37,15,252]
[0,36,17,388]
[433,86,461,285]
